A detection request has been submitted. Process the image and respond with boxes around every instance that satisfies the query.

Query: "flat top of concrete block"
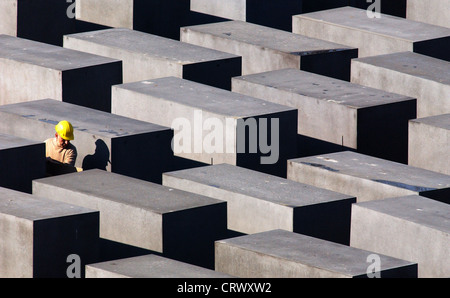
[33,169,225,214]
[234,68,415,108]
[0,99,170,138]
[295,6,450,41]
[352,52,450,85]
[355,195,450,233]
[87,254,232,278]
[65,28,239,63]
[410,113,450,130]
[0,133,43,150]
[115,76,296,117]
[217,229,416,276]
[0,34,120,71]
[182,20,355,53]
[0,186,97,221]
[164,163,354,207]
[289,151,450,190]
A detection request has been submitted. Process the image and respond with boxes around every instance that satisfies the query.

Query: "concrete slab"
[180,20,357,81]
[406,0,450,28]
[63,28,241,89]
[0,34,122,113]
[75,0,226,40]
[232,68,416,163]
[0,0,18,37]
[163,163,356,245]
[86,254,233,278]
[191,0,365,31]
[351,195,450,277]
[292,6,450,60]
[191,0,303,31]
[0,133,46,193]
[409,114,450,175]
[0,186,99,278]
[0,99,174,184]
[0,0,76,46]
[287,151,450,203]
[112,76,298,177]
[32,169,228,269]
[215,229,417,278]
[351,52,450,118]
[76,0,134,29]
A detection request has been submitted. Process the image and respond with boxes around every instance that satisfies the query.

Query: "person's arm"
[63,147,77,167]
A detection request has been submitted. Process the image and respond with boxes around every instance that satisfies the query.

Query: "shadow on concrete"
[82,139,110,171]
[98,229,245,270]
[296,134,353,158]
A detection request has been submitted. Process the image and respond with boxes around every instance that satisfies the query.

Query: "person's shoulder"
[68,143,78,154]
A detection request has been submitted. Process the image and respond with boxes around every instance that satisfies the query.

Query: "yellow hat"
[55,120,74,141]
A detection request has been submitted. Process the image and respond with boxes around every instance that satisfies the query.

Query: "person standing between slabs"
[45,120,77,167]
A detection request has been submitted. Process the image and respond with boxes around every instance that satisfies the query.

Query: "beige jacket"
[45,138,77,166]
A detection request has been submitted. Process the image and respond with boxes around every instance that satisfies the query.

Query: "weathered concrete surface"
[32,169,228,269]
[351,195,450,277]
[0,34,122,113]
[409,114,450,175]
[232,68,416,163]
[112,76,298,177]
[86,254,233,278]
[0,186,99,278]
[351,51,450,118]
[406,0,450,28]
[76,0,134,29]
[287,151,450,203]
[0,133,46,193]
[64,28,241,89]
[293,6,450,60]
[0,99,175,184]
[0,0,19,37]
[181,20,357,81]
[163,163,356,245]
[215,229,417,278]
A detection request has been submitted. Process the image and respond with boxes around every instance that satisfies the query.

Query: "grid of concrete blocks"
[0,0,448,278]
